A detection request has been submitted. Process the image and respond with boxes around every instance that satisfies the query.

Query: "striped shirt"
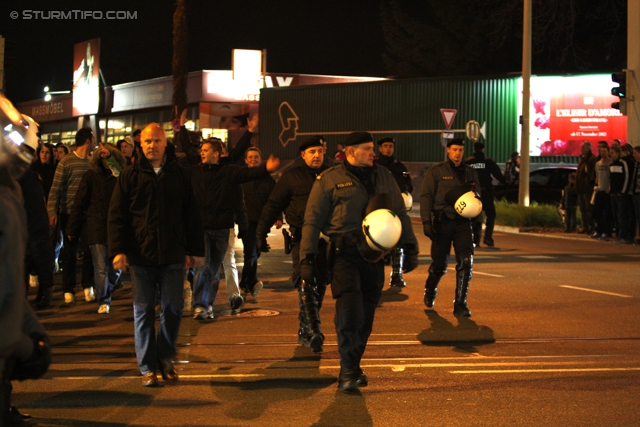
[47,152,90,216]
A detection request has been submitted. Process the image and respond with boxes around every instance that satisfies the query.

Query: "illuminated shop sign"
[518,75,627,156]
[72,38,100,116]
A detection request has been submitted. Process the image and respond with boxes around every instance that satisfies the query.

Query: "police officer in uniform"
[256,137,330,352]
[421,138,480,317]
[300,131,419,391]
[465,141,506,247]
[375,137,413,288]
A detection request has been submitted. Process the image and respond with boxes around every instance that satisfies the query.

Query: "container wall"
[258,76,520,163]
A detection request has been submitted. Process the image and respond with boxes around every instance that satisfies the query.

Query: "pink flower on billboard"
[534,116,550,129]
[533,99,546,115]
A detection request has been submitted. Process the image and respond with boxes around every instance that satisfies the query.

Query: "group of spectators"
[563,140,640,243]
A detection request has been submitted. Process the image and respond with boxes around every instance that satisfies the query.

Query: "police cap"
[299,136,325,151]
[344,131,373,147]
[447,138,465,148]
[377,137,395,146]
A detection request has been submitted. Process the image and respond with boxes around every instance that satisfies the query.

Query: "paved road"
[12,221,640,426]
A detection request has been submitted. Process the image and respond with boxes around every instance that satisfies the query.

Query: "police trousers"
[330,246,384,371]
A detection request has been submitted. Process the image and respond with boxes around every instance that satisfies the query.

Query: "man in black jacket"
[108,123,205,387]
[240,147,280,297]
[256,137,330,352]
[183,138,279,321]
[465,142,506,247]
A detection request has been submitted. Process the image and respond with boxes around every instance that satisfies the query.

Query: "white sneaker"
[98,304,110,314]
[252,281,263,297]
[29,274,39,288]
[64,292,75,304]
[193,307,206,320]
[206,305,215,320]
[84,287,95,302]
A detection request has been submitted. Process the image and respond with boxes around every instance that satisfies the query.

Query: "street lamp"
[44,86,71,102]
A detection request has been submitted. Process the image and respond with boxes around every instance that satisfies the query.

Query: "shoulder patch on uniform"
[336,181,354,189]
[316,172,324,180]
[442,175,454,180]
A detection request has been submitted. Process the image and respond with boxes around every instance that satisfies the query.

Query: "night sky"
[1,0,389,104]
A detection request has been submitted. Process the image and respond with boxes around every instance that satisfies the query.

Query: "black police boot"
[424,267,446,308]
[483,237,495,247]
[453,254,473,317]
[298,326,311,347]
[389,247,406,287]
[299,281,324,352]
[338,368,368,392]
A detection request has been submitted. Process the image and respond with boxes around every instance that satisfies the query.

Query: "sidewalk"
[408,202,636,245]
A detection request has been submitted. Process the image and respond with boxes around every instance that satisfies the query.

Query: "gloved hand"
[12,334,52,380]
[403,244,419,273]
[257,235,270,253]
[423,222,435,240]
[300,256,317,284]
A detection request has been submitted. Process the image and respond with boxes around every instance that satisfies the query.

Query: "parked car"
[493,166,577,205]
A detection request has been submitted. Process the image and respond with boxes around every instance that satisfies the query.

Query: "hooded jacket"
[108,143,204,266]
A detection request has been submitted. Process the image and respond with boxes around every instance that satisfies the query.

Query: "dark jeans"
[59,213,94,294]
[633,194,640,240]
[565,207,577,232]
[593,191,612,235]
[89,244,121,305]
[130,263,184,375]
[25,225,54,299]
[577,191,594,233]
[615,194,636,242]
[240,222,261,291]
[193,229,229,309]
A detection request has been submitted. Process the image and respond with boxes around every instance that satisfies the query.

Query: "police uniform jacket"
[420,160,480,222]
[256,163,328,239]
[465,152,505,191]
[108,144,205,266]
[299,162,418,258]
[375,154,413,193]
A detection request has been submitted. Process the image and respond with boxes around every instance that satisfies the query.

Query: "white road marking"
[50,373,264,380]
[573,255,607,259]
[451,367,640,374]
[560,285,633,298]
[518,255,556,259]
[446,268,505,278]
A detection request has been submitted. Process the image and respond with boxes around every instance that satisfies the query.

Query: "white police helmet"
[454,191,483,218]
[358,209,403,262]
[402,191,413,212]
[0,94,35,179]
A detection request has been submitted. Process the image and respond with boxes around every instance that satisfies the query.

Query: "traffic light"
[611,71,627,115]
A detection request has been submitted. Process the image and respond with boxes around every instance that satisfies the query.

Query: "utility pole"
[628,0,639,147]
[519,0,532,206]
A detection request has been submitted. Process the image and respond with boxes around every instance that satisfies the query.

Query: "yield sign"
[440,108,457,130]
